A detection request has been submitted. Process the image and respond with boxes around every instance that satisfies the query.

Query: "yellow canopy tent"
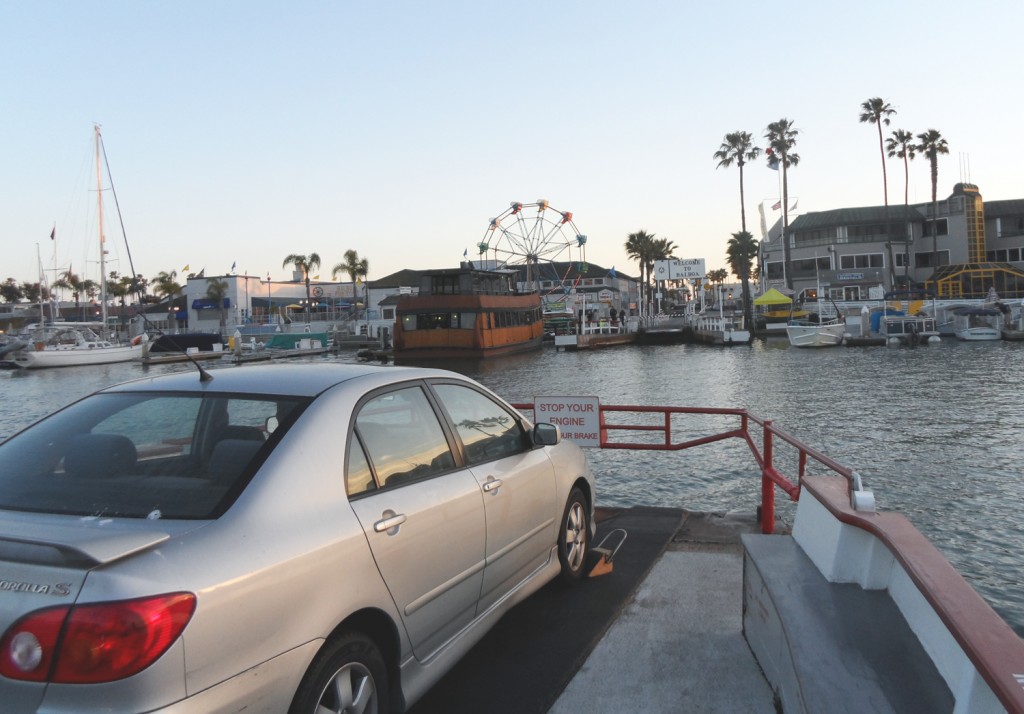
[753,288,792,306]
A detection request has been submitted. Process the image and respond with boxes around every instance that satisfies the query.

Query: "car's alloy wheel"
[290,632,388,714]
[558,487,589,582]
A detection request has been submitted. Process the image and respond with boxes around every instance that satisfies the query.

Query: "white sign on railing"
[653,258,706,281]
[533,396,601,447]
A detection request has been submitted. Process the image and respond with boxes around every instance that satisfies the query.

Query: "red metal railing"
[512,402,857,534]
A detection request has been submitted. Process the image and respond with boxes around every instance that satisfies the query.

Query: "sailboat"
[5,126,146,369]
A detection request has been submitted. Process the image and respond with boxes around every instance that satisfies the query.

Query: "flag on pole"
[231,261,237,272]
[183,264,190,272]
[463,248,468,258]
[50,225,56,241]
[772,200,782,210]
[766,147,780,171]
[608,266,616,278]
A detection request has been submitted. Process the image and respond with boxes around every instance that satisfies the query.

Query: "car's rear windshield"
[0,391,308,519]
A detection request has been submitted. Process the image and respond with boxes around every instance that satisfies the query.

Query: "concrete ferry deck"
[407,487,1000,713]
[408,507,779,713]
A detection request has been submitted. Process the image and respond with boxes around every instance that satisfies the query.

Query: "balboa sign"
[653,258,706,281]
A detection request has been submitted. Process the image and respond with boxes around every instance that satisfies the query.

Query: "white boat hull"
[785,323,845,348]
[955,327,1001,341]
[693,328,752,345]
[9,341,144,368]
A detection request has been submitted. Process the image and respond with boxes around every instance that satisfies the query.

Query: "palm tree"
[765,119,801,290]
[916,129,950,272]
[886,129,916,206]
[331,250,369,309]
[282,253,321,317]
[52,269,95,318]
[647,238,677,314]
[624,230,656,317]
[52,269,80,306]
[204,278,230,329]
[107,271,132,309]
[726,231,759,330]
[886,129,916,279]
[713,131,761,234]
[150,270,182,303]
[859,98,897,206]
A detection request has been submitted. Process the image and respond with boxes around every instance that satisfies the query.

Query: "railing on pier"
[512,402,858,534]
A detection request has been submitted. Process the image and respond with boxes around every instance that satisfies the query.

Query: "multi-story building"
[759,183,1024,301]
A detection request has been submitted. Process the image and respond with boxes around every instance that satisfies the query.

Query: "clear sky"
[3,0,1021,289]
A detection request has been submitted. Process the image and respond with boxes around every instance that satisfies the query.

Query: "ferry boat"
[393,266,543,361]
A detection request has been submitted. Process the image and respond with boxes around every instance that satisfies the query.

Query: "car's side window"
[433,384,527,466]
[345,434,376,497]
[355,386,456,488]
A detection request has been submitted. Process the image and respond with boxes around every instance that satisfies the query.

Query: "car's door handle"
[374,510,407,535]
[482,476,502,494]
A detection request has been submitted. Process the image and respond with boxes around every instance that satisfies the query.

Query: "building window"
[914,250,950,268]
[383,308,395,320]
[922,218,948,237]
[839,253,884,269]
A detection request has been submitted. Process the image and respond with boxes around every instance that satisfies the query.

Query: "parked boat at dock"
[785,296,845,348]
[141,333,225,364]
[6,127,146,369]
[953,306,1004,341]
[0,323,145,369]
[393,267,543,361]
[225,330,330,363]
[690,310,751,345]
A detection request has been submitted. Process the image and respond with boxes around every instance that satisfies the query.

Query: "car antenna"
[131,310,214,382]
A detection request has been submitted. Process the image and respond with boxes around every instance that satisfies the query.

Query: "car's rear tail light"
[0,593,195,683]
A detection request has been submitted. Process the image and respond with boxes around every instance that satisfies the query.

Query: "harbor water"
[2,338,1023,637]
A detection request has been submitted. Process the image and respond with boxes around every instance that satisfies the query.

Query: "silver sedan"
[0,363,595,713]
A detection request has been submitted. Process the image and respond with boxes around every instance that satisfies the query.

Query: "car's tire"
[289,631,389,714]
[558,486,590,583]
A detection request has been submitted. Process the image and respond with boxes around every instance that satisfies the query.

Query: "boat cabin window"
[406,311,477,330]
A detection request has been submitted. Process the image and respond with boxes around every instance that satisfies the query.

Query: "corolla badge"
[0,579,72,596]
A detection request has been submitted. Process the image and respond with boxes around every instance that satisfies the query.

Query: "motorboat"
[690,311,751,346]
[786,296,845,348]
[785,314,845,347]
[953,306,1003,341]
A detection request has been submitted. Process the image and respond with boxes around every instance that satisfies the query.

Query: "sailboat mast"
[94,125,108,335]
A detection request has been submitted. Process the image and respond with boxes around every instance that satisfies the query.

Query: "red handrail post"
[761,420,775,534]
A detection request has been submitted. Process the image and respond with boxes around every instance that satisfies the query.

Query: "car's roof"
[100,363,468,398]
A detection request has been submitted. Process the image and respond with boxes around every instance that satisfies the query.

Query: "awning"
[753,288,792,306]
[191,298,231,310]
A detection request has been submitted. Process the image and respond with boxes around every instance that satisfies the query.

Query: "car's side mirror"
[533,422,560,446]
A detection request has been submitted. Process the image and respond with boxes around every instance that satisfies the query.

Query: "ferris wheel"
[476,200,588,292]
